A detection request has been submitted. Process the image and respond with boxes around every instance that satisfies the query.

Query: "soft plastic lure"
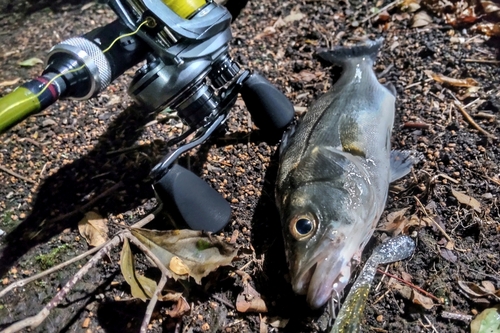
[330,235,416,333]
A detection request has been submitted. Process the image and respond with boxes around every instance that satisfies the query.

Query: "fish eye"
[290,216,316,240]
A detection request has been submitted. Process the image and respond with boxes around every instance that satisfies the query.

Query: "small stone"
[376,314,384,322]
[201,323,210,331]
[82,317,91,328]
[2,277,9,285]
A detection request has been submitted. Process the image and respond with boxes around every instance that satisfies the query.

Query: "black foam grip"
[153,164,231,232]
[240,72,295,131]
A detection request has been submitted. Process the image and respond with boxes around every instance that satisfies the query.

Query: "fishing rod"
[0,0,295,232]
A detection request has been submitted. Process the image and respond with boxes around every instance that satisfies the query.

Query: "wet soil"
[0,1,499,332]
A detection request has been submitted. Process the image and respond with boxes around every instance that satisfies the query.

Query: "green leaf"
[18,57,43,67]
[120,238,157,301]
[471,305,500,333]
[131,228,237,284]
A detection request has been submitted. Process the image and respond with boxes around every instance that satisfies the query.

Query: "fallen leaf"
[440,248,457,263]
[481,281,496,293]
[451,189,481,213]
[412,290,435,309]
[236,283,268,313]
[401,271,413,282]
[158,291,183,302]
[411,11,433,27]
[18,57,43,67]
[169,256,190,275]
[458,280,500,304]
[390,280,412,300]
[481,1,500,16]
[268,317,289,328]
[120,238,158,301]
[378,208,408,235]
[283,9,305,23]
[474,22,500,37]
[131,228,237,284]
[78,212,109,247]
[0,78,21,87]
[470,305,500,333]
[165,296,190,318]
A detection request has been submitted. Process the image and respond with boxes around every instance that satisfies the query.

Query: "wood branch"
[0,236,122,333]
[0,165,36,184]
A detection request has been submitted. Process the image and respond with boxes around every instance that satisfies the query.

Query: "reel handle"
[153,164,231,232]
[241,72,295,132]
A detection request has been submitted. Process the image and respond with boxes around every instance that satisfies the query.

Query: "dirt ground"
[0,0,499,332]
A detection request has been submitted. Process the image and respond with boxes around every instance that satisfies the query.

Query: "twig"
[0,211,156,299]
[0,236,122,333]
[414,196,453,243]
[212,295,235,309]
[464,59,500,64]
[377,268,442,303]
[0,244,104,298]
[441,311,472,323]
[106,145,147,156]
[423,315,439,333]
[453,101,497,139]
[360,0,404,23]
[140,273,168,333]
[0,165,36,184]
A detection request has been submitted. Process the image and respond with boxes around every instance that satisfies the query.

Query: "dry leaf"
[283,9,305,23]
[268,317,290,328]
[165,296,190,318]
[169,256,190,275]
[78,211,109,247]
[120,238,158,301]
[474,22,500,37]
[412,290,435,309]
[401,271,413,282]
[131,228,237,284]
[236,283,268,313]
[0,78,21,87]
[481,0,500,16]
[18,57,43,67]
[451,189,481,213]
[378,208,408,235]
[439,248,457,262]
[411,11,433,27]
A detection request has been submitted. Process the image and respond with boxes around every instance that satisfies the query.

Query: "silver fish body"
[276,38,413,309]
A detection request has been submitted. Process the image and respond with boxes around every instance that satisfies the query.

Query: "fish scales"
[276,38,414,309]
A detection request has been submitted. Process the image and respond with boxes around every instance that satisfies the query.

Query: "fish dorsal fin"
[317,38,384,66]
[339,114,366,158]
[390,150,419,182]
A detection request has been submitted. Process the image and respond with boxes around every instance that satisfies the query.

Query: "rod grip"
[240,72,294,131]
[153,164,231,232]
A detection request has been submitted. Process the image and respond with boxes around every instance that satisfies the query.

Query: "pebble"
[0,229,5,237]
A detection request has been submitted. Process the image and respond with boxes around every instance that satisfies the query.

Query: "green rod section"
[0,87,41,133]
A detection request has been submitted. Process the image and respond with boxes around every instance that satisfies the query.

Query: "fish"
[275,38,415,309]
[330,235,415,333]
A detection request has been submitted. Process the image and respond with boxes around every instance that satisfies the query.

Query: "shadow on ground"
[0,104,159,277]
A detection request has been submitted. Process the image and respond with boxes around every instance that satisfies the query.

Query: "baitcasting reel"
[0,0,295,232]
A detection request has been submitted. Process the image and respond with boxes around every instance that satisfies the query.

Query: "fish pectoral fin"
[384,82,397,97]
[339,115,366,158]
[297,146,351,182]
[279,121,298,157]
[390,150,419,182]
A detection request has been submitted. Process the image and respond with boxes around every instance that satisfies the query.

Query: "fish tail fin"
[318,38,384,66]
[389,150,420,182]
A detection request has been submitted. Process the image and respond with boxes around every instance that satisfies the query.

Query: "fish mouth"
[290,228,356,309]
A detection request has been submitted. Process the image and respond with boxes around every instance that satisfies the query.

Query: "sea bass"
[275,38,414,309]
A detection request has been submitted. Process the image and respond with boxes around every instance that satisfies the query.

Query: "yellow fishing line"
[34,19,151,99]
